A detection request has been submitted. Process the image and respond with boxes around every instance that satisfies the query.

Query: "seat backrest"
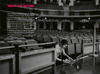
[17,38,26,41]
[77,37,83,43]
[83,37,92,43]
[26,39,43,50]
[0,36,4,41]
[4,37,13,42]
[65,44,75,55]
[43,36,52,42]
[65,38,72,44]
[9,40,25,45]
[36,34,43,42]
[71,38,79,44]
[50,36,59,43]
[0,42,9,47]
[26,39,38,44]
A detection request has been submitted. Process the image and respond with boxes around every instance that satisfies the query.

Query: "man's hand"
[63,59,70,63]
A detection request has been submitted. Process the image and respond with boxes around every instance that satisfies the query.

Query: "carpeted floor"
[39,56,100,74]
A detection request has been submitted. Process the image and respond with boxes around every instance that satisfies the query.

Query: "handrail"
[0,46,15,50]
[39,14,100,18]
[84,42,98,46]
[0,42,55,49]
[19,42,55,47]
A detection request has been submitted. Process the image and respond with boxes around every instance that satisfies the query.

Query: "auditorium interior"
[0,0,100,74]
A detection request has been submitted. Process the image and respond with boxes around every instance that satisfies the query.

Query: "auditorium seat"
[70,38,82,54]
[43,35,52,43]
[36,34,44,43]
[75,43,82,54]
[70,38,79,44]
[69,2,100,10]
[83,37,92,43]
[12,37,18,40]
[56,35,64,42]
[64,36,70,39]
[42,35,54,48]
[65,38,72,44]
[17,37,26,41]
[50,35,60,43]
[8,40,26,52]
[3,37,13,42]
[63,38,75,56]
[26,39,43,51]
[77,37,83,43]
[34,3,64,10]
[0,36,4,41]
[24,34,33,39]
[33,33,38,40]
[97,37,100,42]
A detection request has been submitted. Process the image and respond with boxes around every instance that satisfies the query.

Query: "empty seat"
[63,39,75,55]
[83,37,92,43]
[50,36,59,43]
[17,37,26,41]
[0,36,4,41]
[43,35,52,42]
[65,45,75,55]
[77,37,83,43]
[57,36,64,42]
[26,39,43,51]
[33,34,37,40]
[3,37,13,42]
[8,40,26,52]
[36,34,44,43]
[70,38,79,44]
[70,38,82,54]
[75,43,82,54]
[97,37,100,42]
[43,35,54,48]
[65,38,72,44]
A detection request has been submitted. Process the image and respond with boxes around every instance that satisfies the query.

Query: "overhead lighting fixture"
[35,17,37,19]
[88,18,90,20]
[45,17,47,20]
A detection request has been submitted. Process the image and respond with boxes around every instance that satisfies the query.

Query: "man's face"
[63,44,67,49]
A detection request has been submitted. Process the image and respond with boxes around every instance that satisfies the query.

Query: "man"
[55,39,74,66]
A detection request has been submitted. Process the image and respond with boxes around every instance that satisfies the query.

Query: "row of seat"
[32,30,100,58]
[33,31,95,42]
[70,2,100,10]
[0,35,98,60]
[0,34,79,56]
[0,36,81,58]
[33,30,94,38]
[34,3,64,10]
[0,34,58,51]
[0,37,45,55]
[1,29,100,57]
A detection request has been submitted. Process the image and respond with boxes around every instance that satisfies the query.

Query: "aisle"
[55,56,100,74]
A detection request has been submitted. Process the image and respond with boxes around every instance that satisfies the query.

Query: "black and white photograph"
[0,0,100,74]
